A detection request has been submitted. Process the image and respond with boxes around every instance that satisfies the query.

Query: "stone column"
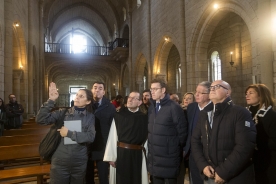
[27,0,34,118]
[229,23,243,88]
[13,69,23,102]
[4,0,14,102]
[257,0,273,91]
[136,79,143,93]
[128,9,133,91]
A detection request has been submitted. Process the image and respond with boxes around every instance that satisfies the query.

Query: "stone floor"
[12,175,190,184]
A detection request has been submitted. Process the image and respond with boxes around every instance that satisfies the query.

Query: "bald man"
[191,80,256,184]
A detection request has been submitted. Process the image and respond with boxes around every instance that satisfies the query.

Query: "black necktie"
[93,102,99,110]
[155,103,160,113]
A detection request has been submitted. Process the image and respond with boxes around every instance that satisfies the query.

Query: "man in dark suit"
[183,81,212,184]
[86,82,116,184]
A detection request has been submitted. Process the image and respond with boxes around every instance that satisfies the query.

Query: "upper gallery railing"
[44,43,110,55]
[44,38,129,56]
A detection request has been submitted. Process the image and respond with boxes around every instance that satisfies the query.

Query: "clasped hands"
[203,166,225,184]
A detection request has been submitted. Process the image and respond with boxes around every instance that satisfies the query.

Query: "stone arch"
[121,24,129,39]
[188,1,257,86]
[135,53,149,93]
[153,36,175,80]
[167,45,181,94]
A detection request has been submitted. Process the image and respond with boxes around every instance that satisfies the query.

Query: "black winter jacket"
[191,98,256,183]
[147,94,188,178]
[90,96,116,160]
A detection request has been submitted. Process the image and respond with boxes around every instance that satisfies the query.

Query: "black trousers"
[153,176,177,184]
[189,154,204,184]
[86,159,109,184]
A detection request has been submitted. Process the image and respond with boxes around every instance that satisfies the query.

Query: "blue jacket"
[90,96,116,160]
[147,94,188,178]
[184,102,213,156]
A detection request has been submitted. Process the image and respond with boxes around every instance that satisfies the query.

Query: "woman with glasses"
[245,84,276,184]
[36,82,96,184]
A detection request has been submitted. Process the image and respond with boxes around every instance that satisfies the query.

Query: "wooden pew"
[23,120,36,124]
[3,128,50,136]
[0,134,46,146]
[0,144,50,184]
[21,124,51,129]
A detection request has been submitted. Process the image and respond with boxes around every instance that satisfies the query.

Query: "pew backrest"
[0,134,46,146]
[3,128,50,136]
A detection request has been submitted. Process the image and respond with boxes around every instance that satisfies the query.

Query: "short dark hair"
[151,78,167,89]
[142,89,151,94]
[92,81,105,90]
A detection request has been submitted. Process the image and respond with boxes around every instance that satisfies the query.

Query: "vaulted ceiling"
[42,0,131,85]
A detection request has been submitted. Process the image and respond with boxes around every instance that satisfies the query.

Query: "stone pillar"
[13,69,23,102]
[136,79,143,93]
[27,0,34,118]
[128,10,133,91]
[4,0,14,102]
[257,0,273,91]
[229,23,243,90]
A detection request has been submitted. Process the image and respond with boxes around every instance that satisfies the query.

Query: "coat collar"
[150,93,170,106]
[213,97,233,116]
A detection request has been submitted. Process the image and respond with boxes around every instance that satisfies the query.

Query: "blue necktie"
[155,103,160,113]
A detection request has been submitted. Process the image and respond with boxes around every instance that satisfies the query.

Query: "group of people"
[34,79,276,184]
[0,94,24,130]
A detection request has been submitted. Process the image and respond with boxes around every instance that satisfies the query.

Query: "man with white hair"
[191,80,256,184]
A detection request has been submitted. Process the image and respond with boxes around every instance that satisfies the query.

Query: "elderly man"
[148,78,187,184]
[104,91,148,184]
[191,80,256,184]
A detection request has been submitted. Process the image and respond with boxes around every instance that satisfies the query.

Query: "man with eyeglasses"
[147,78,187,184]
[104,91,148,184]
[5,94,24,129]
[191,80,256,184]
[182,81,212,184]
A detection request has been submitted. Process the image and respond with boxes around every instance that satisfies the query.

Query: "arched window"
[211,51,221,81]
[176,63,181,92]
[122,7,126,21]
[137,0,141,8]
[70,34,87,53]
[143,66,148,90]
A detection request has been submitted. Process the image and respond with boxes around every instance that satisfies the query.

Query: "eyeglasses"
[150,88,161,92]
[194,91,209,95]
[128,96,140,101]
[209,84,228,91]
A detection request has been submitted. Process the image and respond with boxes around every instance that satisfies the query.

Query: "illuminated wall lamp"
[14,22,19,27]
[229,52,237,69]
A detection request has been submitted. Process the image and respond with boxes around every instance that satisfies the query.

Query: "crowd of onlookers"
[108,80,276,184]
[1,79,275,184]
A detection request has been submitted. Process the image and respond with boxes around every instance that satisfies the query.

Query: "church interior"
[0,0,276,117]
[0,0,276,183]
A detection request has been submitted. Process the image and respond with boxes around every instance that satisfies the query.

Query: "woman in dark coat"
[245,84,276,184]
[36,82,96,184]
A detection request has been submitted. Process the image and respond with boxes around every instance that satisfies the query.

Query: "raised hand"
[49,82,59,101]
